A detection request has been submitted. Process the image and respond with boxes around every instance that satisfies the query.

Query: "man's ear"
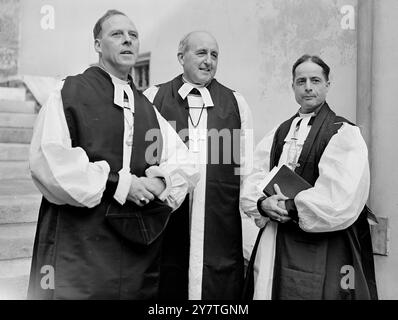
[94,39,101,54]
[325,80,331,91]
[177,52,184,66]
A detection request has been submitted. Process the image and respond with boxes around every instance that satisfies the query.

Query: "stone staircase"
[0,85,40,300]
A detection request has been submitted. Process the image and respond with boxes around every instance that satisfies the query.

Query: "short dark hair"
[292,54,330,81]
[93,9,127,39]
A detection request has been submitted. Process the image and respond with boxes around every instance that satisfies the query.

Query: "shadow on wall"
[256,0,357,96]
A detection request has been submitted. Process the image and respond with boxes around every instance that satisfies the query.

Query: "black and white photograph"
[0,0,396,309]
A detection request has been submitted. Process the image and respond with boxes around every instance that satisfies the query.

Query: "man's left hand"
[139,177,166,198]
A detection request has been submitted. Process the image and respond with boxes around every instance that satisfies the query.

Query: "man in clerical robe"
[144,31,255,300]
[27,9,199,299]
[241,54,378,300]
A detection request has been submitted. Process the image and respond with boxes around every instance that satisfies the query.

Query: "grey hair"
[177,31,216,55]
[178,32,193,55]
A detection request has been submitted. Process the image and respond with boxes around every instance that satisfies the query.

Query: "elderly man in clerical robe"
[28,9,199,299]
[241,54,377,300]
[144,31,255,300]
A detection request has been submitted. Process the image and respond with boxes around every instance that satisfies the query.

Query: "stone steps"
[0,100,36,114]
[0,223,37,260]
[0,274,30,300]
[0,178,39,197]
[0,112,37,128]
[0,143,30,161]
[0,194,41,224]
[0,178,38,300]
[0,87,26,101]
[0,161,30,180]
[0,178,40,224]
[0,127,33,143]
[0,87,39,300]
[0,258,31,300]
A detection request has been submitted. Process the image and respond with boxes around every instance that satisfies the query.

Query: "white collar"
[100,67,135,112]
[284,111,315,145]
[298,111,315,119]
[178,78,214,107]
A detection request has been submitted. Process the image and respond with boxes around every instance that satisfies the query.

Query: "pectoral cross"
[288,160,301,170]
[287,138,301,170]
[126,130,133,146]
[189,128,206,153]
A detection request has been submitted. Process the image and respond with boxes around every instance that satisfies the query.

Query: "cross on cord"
[189,128,207,153]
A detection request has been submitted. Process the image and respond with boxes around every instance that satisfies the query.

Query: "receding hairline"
[93,9,132,40]
[178,31,218,55]
[292,54,331,81]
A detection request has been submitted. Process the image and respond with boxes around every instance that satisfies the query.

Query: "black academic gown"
[27,67,171,299]
[243,103,378,300]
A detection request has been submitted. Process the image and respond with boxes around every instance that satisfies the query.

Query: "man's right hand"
[126,175,155,207]
[259,184,291,223]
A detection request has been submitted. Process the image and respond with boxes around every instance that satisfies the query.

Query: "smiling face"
[94,14,139,80]
[178,32,219,86]
[292,61,330,113]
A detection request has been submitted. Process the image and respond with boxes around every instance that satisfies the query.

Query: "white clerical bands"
[178,82,214,107]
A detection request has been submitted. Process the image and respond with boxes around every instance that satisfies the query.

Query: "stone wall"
[0,0,19,80]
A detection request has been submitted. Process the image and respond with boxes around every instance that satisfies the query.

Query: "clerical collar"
[96,65,130,83]
[284,115,312,145]
[178,77,214,107]
[298,101,325,118]
[181,75,211,88]
[284,108,318,145]
[298,111,315,119]
[98,66,135,112]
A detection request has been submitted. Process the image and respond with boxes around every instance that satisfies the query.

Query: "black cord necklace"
[188,104,205,128]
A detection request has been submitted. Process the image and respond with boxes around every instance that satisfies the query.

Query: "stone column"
[370,0,398,299]
[356,0,373,157]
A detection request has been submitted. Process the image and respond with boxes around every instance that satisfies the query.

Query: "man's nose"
[203,53,211,64]
[122,32,132,44]
[304,80,312,91]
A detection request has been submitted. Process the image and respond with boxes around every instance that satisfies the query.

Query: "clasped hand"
[259,184,291,223]
[126,175,166,207]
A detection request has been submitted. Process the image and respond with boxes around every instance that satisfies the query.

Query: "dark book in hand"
[262,164,312,198]
[261,165,378,226]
